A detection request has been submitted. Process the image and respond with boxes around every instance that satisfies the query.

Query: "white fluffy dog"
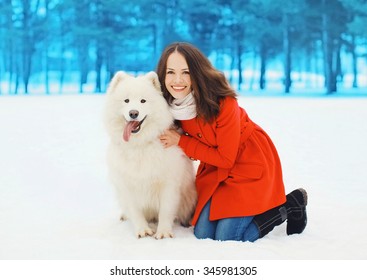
[104,71,197,239]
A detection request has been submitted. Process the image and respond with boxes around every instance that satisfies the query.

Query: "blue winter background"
[1,0,367,271]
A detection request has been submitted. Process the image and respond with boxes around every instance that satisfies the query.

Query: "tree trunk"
[351,35,358,88]
[78,43,89,93]
[58,7,66,94]
[229,47,235,85]
[44,0,50,94]
[105,46,115,83]
[283,12,291,93]
[22,3,31,94]
[5,0,15,94]
[334,39,342,91]
[237,42,243,91]
[259,42,267,90]
[44,50,49,94]
[321,0,337,94]
[15,61,20,94]
[95,45,103,93]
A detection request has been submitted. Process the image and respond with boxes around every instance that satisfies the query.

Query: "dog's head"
[105,71,173,143]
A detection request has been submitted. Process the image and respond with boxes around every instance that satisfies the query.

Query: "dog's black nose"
[129,110,139,119]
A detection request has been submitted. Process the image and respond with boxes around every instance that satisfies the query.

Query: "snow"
[0,94,366,278]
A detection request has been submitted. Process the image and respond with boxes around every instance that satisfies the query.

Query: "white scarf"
[169,92,197,120]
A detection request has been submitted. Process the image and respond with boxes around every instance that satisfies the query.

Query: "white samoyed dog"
[104,71,197,239]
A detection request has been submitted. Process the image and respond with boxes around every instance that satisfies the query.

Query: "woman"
[158,42,307,242]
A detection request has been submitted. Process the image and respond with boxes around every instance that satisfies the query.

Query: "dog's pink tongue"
[123,121,139,142]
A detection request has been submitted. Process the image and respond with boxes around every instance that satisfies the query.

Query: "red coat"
[178,97,286,225]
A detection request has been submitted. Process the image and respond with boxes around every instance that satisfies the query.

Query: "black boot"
[252,188,308,238]
[286,188,308,235]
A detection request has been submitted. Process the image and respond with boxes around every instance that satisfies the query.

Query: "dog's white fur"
[104,71,197,239]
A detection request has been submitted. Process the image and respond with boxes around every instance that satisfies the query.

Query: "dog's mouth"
[123,116,147,142]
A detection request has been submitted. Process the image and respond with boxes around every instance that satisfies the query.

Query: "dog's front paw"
[136,227,155,238]
[155,230,174,239]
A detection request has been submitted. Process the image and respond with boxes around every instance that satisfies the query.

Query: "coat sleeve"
[178,98,241,169]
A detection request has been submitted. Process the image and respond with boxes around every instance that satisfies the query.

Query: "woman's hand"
[159,129,181,148]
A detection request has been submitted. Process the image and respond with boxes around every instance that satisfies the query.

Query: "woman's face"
[165,51,192,99]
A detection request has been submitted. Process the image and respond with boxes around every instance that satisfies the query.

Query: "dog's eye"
[124,99,129,103]
[141,99,146,103]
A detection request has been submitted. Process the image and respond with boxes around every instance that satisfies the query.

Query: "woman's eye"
[141,99,146,103]
[166,71,174,75]
[124,99,129,103]
[183,71,190,75]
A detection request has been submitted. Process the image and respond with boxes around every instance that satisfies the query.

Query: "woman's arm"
[161,98,242,169]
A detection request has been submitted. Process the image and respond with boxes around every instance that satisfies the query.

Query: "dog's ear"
[106,71,130,94]
[145,71,161,93]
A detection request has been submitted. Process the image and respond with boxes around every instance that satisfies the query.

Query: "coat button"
[197,133,202,138]
[184,132,189,136]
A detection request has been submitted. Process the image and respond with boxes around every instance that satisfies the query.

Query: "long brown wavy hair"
[156,42,237,123]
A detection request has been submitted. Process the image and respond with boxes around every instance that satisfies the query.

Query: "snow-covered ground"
[0,94,366,278]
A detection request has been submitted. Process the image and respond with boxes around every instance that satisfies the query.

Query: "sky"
[0,94,366,279]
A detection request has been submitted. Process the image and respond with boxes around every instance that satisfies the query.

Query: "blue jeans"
[194,199,260,242]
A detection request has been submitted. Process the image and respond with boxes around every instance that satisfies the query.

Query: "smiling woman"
[156,42,308,243]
